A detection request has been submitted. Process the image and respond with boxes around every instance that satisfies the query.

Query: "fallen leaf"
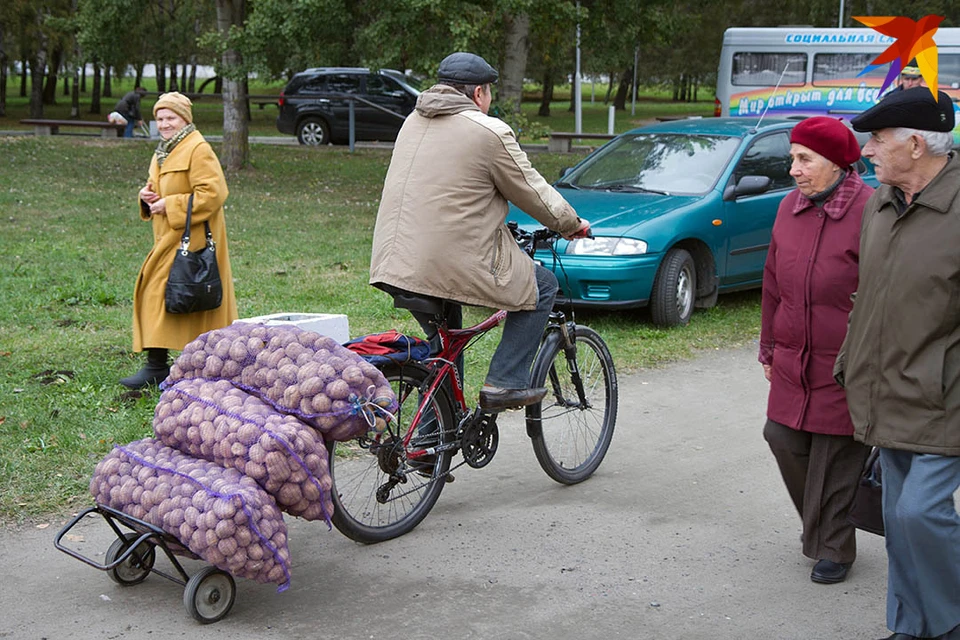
[65,534,84,542]
[35,523,50,529]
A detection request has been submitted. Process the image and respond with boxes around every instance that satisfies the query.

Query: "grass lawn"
[0,132,760,526]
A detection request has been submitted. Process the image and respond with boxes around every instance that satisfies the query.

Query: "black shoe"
[120,363,170,389]
[810,559,851,584]
[478,386,547,412]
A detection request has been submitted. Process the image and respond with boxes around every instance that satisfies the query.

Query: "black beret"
[851,86,955,133]
[437,52,499,85]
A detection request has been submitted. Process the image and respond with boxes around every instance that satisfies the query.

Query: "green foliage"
[493,98,552,139]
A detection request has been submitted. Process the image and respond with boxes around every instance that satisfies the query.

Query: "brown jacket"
[836,153,960,455]
[132,129,238,351]
[369,85,581,311]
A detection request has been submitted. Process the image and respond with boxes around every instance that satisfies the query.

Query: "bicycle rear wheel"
[328,362,454,543]
[527,325,617,484]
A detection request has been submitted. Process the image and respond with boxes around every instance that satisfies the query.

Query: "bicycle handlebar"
[507,221,593,258]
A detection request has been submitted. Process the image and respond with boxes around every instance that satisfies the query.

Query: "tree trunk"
[168,63,179,91]
[538,68,554,117]
[81,63,86,92]
[605,70,615,104]
[71,65,80,118]
[29,30,48,119]
[500,12,530,112]
[63,74,69,96]
[20,57,28,97]
[0,47,6,118]
[215,76,223,93]
[134,63,143,88]
[156,63,166,93]
[181,63,188,91]
[103,65,112,98]
[188,61,197,93]
[89,62,102,114]
[613,68,632,110]
[217,0,249,171]
[43,45,63,105]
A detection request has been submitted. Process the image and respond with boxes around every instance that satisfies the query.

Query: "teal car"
[510,117,875,326]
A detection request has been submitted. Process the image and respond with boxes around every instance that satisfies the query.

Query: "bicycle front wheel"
[328,362,455,543]
[527,325,617,484]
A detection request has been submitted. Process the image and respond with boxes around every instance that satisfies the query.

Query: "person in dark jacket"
[837,87,960,640]
[113,87,147,138]
[759,116,874,585]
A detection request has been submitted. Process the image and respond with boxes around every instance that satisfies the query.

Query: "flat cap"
[851,86,955,133]
[437,52,499,85]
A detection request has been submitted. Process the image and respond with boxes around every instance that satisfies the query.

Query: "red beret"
[789,117,861,168]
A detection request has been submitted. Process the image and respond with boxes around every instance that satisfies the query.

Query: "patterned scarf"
[155,123,197,167]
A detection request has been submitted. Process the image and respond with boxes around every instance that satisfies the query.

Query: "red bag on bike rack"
[343,330,430,366]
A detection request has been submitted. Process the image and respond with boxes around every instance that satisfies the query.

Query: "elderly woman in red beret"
[758,116,875,585]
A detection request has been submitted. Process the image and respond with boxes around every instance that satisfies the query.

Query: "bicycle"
[328,225,618,543]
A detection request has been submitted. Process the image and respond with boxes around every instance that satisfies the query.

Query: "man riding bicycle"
[370,51,590,413]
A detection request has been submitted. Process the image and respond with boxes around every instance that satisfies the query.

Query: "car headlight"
[565,237,648,256]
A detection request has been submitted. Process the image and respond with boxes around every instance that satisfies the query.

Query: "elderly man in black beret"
[370,52,590,413]
[835,87,960,640]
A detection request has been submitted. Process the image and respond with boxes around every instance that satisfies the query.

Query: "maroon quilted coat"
[759,170,873,434]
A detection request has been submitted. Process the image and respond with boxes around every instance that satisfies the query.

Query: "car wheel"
[651,248,696,327]
[297,118,330,146]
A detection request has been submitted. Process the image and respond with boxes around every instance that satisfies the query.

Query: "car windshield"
[382,69,423,94]
[559,132,741,195]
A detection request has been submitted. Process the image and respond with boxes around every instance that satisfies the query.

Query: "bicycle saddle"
[374,283,447,316]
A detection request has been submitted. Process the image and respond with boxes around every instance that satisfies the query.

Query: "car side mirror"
[559,167,573,179]
[724,175,773,200]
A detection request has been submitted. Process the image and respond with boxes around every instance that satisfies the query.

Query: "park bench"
[20,119,126,138]
[547,132,618,152]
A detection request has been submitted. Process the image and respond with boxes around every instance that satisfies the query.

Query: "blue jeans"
[410,265,559,390]
[880,448,960,637]
[485,265,559,389]
[124,119,136,138]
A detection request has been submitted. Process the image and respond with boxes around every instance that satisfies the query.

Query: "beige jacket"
[132,129,238,352]
[369,85,581,311]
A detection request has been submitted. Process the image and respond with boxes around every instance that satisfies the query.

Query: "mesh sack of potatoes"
[89,437,292,591]
[166,322,397,441]
[154,378,334,523]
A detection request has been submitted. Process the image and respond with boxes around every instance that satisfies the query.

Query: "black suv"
[276,68,421,145]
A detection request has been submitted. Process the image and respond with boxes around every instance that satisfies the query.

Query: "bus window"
[813,53,887,85]
[942,54,960,89]
[732,53,806,86]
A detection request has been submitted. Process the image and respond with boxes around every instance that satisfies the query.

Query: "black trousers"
[763,419,871,563]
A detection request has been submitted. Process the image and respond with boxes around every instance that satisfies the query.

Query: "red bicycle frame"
[402,309,508,457]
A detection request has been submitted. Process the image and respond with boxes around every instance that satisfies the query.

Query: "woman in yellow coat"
[121,92,238,388]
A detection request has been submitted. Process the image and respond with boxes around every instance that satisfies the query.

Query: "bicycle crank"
[461,411,499,468]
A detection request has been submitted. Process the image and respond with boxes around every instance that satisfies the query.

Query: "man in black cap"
[835,87,960,640]
[370,52,590,412]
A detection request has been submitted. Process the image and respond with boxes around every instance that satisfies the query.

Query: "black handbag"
[848,447,884,537]
[164,194,223,314]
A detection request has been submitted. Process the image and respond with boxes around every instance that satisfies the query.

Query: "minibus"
[715,27,960,140]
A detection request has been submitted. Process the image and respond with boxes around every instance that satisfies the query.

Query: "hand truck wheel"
[104,533,156,586]
[183,566,236,624]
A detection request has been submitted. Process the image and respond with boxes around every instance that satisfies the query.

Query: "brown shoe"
[478,385,547,412]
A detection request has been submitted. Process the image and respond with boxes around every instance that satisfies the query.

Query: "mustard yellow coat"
[132,129,238,352]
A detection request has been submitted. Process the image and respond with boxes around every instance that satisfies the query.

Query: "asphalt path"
[0,345,893,640]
